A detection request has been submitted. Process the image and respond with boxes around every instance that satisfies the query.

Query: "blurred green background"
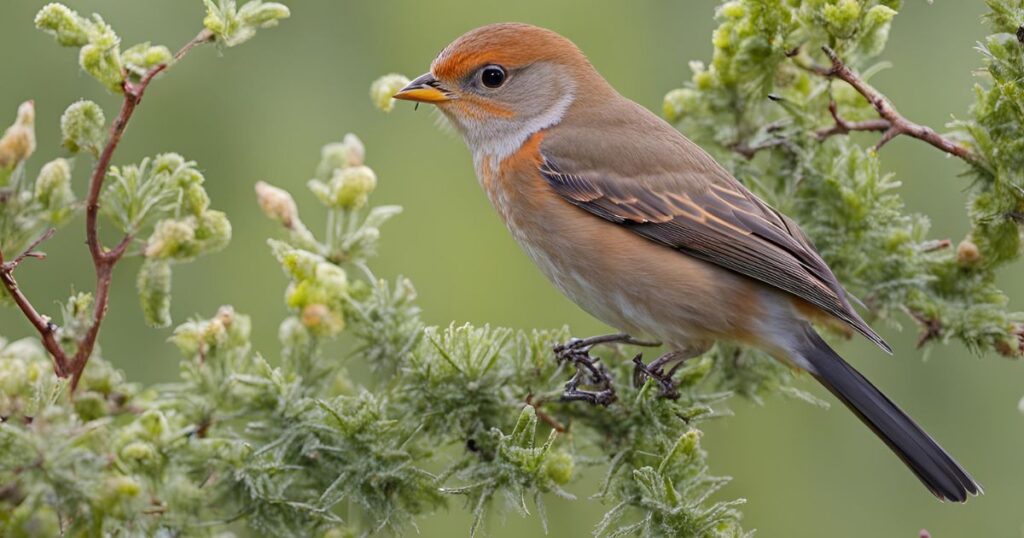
[2,1,1022,536]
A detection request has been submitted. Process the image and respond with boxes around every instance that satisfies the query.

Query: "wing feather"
[539,157,891,353]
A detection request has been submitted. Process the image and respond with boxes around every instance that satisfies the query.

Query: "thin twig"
[920,238,952,253]
[69,28,215,390]
[731,138,790,159]
[0,229,68,376]
[817,46,980,165]
[0,28,215,390]
[816,100,891,140]
[2,228,56,271]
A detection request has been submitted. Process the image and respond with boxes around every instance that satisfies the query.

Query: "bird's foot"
[632,352,686,400]
[553,333,660,407]
[558,345,617,406]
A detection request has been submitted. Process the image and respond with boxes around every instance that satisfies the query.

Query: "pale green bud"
[183,183,211,216]
[151,152,188,176]
[712,25,733,50]
[35,3,89,47]
[315,263,349,296]
[823,0,861,38]
[864,5,897,26]
[271,240,323,280]
[205,0,288,47]
[679,428,702,458]
[688,61,715,90]
[122,42,173,77]
[330,165,378,210]
[663,88,700,123]
[238,1,291,28]
[98,475,144,516]
[718,1,745,20]
[138,409,169,441]
[0,356,28,395]
[78,16,125,93]
[859,5,898,57]
[543,450,574,485]
[316,134,366,180]
[105,475,142,498]
[61,99,106,154]
[67,291,94,321]
[145,218,196,259]
[698,73,718,93]
[255,181,299,228]
[0,101,37,173]
[73,391,109,421]
[170,307,249,358]
[370,74,411,112]
[35,158,75,225]
[213,439,253,465]
[202,0,229,35]
[195,210,232,254]
[120,441,160,468]
[138,258,172,328]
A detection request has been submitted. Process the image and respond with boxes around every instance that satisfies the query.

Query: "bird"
[393,22,980,502]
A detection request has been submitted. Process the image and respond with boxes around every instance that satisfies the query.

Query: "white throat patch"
[465,84,576,176]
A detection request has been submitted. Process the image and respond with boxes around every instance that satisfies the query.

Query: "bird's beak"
[393,72,452,103]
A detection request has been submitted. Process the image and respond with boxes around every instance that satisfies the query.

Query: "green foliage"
[0,101,64,271]
[203,0,291,47]
[35,3,129,93]
[4,1,1024,536]
[60,99,105,155]
[663,0,1024,370]
[2,132,747,536]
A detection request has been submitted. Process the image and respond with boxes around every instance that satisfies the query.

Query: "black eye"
[480,65,506,88]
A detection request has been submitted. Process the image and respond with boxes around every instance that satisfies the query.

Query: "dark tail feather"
[797,326,981,502]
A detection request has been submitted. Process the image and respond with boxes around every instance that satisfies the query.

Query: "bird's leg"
[554,333,660,407]
[632,346,708,400]
[553,333,660,360]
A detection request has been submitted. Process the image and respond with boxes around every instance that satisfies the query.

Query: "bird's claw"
[632,354,681,400]
[554,333,663,406]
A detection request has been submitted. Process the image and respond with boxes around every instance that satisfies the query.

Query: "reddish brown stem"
[816,100,891,140]
[69,28,214,390]
[0,230,69,376]
[818,46,981,165]
[0,28,214,391]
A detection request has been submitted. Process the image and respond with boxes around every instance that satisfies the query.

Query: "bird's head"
[394,23,611,160]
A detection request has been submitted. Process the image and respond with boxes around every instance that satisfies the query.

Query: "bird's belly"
[477,149,773,351]
[500,195,765,350]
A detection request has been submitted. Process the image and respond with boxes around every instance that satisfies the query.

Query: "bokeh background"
[2,1,1022,536]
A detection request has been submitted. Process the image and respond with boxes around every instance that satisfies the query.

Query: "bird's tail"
[795,325,981,502]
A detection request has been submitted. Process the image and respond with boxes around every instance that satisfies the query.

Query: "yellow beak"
[393,72,451,103]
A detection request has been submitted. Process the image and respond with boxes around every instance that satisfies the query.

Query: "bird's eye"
[480,65,506,88]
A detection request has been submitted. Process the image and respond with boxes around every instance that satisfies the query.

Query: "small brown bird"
[394,22,980,502]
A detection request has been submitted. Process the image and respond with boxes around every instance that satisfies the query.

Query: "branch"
[0,28,215,390]
[68,28,216,390]
[817,46,981,165]
[0,229,69,376]
[816,100,891,140]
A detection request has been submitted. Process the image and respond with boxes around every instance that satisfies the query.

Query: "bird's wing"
[538,150,891,354]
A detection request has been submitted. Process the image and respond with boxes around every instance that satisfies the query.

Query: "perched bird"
[394,22,980,502]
